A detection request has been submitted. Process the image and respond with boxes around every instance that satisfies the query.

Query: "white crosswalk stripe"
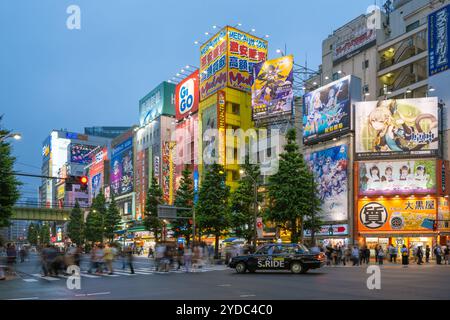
[31,274,60,281]
[22,279,38,282]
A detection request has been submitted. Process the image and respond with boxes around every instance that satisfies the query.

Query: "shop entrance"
[391,237,434,255]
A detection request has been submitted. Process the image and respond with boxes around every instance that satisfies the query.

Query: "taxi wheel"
[290,262,306,274]
[235,262,247,274]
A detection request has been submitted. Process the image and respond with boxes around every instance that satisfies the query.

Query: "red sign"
[175,70,199,120]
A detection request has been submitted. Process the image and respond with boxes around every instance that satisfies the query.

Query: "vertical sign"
[169,141,176,205]
[193,166,199,205]
[217,90,226,165]
[429,4,450,76]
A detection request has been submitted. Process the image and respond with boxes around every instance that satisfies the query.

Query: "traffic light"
[65,175,89,191]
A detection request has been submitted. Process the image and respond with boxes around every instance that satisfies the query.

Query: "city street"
[1,254,449,300]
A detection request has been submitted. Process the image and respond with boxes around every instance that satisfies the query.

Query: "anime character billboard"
[359,160,436,196]
[305,144,348,222]
[355,97,439,159]
[303,75,360,144]
[252,55,294,121]
[111,138,134,197]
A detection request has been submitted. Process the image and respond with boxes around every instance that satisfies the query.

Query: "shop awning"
[127,226,146,233]
[359,232,438,238]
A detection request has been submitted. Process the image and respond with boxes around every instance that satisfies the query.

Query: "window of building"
[332,72,339,81]
[406,21,420,33]
[363,60,369,69]
[231,103,240,115]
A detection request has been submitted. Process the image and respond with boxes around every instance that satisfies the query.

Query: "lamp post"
[0,132,22,142]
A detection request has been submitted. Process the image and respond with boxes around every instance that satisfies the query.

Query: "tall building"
[84,126,131,139]
[39,130,112,208]
[198,26,268,190]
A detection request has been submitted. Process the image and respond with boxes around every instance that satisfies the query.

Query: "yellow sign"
[358,197,437,232]
[217,90,226,165]
[57,184,65,200]
[438,197,450,231]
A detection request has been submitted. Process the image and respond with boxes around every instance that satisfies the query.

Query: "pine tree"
[230,158,261,244]
[85,193,107,244]
[67,201,85,245]
[196,163,230,258]
[40,223,51,245]
[104,195,121,242]
[0,125,22,228]
[144,177,164,242]
[172,165,194,244]
[27,223,39,246]
[266,128,321,243]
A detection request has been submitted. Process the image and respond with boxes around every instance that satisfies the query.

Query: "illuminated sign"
[333,27,376,64]
[358,197,438,232]
[175,70,199,120]
[139,82,176,126]
[355,97,439,160]
[429,4,450,76]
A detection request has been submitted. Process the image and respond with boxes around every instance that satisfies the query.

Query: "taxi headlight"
[314,253,325,261]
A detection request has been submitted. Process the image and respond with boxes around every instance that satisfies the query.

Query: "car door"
[253,245,271,270]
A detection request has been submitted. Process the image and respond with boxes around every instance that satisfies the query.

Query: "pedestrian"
[95,244,106,274]
[401,244,409,267]
[374,246,379,263]
[104,244,115,275]
[148,247,154,259]
[365,246,371,264]
[444,246,449,265]
[125,246,135,274]
[88,244,98,274]
[417,246,424,265]
[425,245,431,263]
[176,244,184,270]
[19,246,26,263]
[377,246,385,265]
[391,244,398,263]
[184,245,192,273]
[351,246,360,266]
[434,245,442,265]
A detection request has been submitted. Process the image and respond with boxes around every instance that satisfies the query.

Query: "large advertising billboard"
[110,138,134,197]
[358,160,437,196]
[199,26,268,101]
[42,136,51,162]
[438,197,450,231]
[252,55,294,121]
[355,97,439,160]
[428,4,450,77]
[358,197,437,232]
[227,26,268,93]
[200,29,227,100]
[88,147,107,200]
[69,144,97,164]
[333,27,376,64]
[305,144,348,222]
[201,104,218,164]
[139,82,176,126]
[303,75,360,144]
[175,70,199,120]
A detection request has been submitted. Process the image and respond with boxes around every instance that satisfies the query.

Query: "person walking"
[417,246,424,265]
[377,246,385,265]
[364,246,371,264]
[125,246,135,274]
[401,245,409,267]
[351,246,360,266]
[444,246,449,265]
[104,244,115,275]
[6,243,17,276]
[374,246,379,264]
[425,245,431,263]
[434,245,442,265]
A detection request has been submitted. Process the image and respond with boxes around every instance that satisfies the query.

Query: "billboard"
[428,4,450,77]
[227,26,268,93]
[199,26,268,100]
[200,28,227,100]
[333,27,376,64]
[304,224,349,237]
[162,141,175,204]
[88,147,108,200]
[175,70,199,120]
[69,144,97,164]
[251,55,294,121]
[303,75,360,144]
[42,136,51,162]
[355,97,439,160]
[305,144,348,222]
[110,138,134,197]
[358,160,437,196]
[201,104,218,163]
[358,197,438,232]
[438,197,450,231]
[139,82,176,126]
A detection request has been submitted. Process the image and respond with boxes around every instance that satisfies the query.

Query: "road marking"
[240,294,256,298]
[8,297,39,300]
[111,270,137,276]
[31,274,60,281]
[217,284,231,287]
[22,279,38,282]
[75,292,111,297]
[80,273,100,279]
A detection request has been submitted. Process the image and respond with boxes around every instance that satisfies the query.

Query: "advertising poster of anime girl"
[303,76,352,144]
[110,138,134,197]
[305,144,348,222]
[359,160,436,196]
[355,97,439,159]
[91,172,102,198]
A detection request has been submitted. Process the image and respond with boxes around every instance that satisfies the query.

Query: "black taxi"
[228,243,325,274]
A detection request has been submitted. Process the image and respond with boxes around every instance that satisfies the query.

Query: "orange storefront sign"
[357,197,438,232]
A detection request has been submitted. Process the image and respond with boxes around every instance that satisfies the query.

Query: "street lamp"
[0,132,22,142]
[239,169,259,249]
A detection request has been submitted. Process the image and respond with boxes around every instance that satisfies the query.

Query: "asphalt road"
[1,254,449,300]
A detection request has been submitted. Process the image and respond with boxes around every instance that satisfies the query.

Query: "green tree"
[85,193,107,243]
[0,123,22,228]
[67,201,85,245]
[104,195,122,242]
[196,163,230,258]
[144,177,164,242]
[40,223,51,245]
[266,128,321,243]
[27,223,39,246]
[172,165,194,244]
[303,175,324,246]
[230,158,261,244]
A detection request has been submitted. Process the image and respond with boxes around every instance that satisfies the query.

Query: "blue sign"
[429,4,450,76]
[421,218,435,230]
[193,169,199,205]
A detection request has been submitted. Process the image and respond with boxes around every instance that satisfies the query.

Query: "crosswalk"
[18,265,228,283]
